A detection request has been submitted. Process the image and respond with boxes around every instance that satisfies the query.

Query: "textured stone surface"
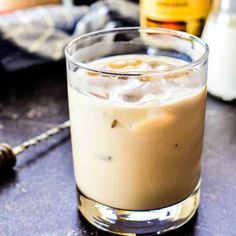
[0,64,236,236]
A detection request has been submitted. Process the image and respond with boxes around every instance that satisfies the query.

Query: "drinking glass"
[65,27,208,235]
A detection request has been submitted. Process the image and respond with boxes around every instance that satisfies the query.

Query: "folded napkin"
[0,0,139,71]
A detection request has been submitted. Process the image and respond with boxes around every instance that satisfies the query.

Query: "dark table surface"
[0,64,235,236]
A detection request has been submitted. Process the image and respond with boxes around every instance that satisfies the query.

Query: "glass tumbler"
[65,27,208,235]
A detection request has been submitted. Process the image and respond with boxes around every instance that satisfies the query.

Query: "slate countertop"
[0,64,235,236]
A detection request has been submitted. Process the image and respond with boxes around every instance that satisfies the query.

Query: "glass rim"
[65,27,209,77]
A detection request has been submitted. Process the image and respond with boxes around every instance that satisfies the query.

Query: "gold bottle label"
[140,0,211,36]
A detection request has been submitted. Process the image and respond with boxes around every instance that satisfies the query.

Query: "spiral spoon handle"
[0,121,70,170]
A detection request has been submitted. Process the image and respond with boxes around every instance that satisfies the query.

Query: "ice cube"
[72,70,130,99]
[107,58,143,70]
[138,81,172,104]
[111,79,146,104]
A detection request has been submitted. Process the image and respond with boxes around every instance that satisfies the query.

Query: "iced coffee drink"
[65,28,208,235]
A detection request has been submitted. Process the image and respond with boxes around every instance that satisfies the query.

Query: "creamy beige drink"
[68,55,206,210]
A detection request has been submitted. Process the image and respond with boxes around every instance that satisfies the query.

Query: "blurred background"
[2,0,236,102]
[0,0,140,74]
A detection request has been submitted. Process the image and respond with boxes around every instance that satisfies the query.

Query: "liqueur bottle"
[140,0,211,36]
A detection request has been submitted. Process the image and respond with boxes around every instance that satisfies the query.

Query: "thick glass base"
[77,184,200,235]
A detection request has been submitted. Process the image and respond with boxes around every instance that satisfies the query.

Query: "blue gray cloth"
[0,0,139,71]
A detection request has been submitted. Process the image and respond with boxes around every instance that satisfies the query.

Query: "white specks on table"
[15,184,28,193]
[41,229,101,236]
[26,109,42,119]
[11,113,18,120]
